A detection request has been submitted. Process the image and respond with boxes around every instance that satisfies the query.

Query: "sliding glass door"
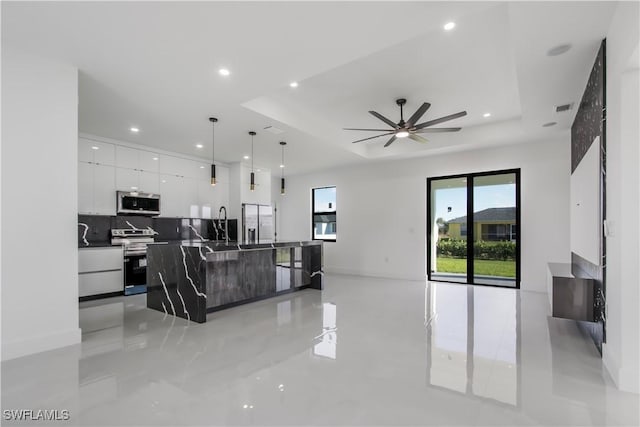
[427,169,520,288]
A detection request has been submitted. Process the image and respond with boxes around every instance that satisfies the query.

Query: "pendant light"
[279,141,286,195]
[208,117,218,186]
[249,131,256,191]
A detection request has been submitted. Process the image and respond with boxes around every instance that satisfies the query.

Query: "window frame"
[311,186,337,242]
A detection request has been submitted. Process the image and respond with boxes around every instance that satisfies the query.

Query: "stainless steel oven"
[117,191,160,216]
[111,228,155,295]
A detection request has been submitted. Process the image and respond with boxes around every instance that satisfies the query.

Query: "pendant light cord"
[251,134,254,172]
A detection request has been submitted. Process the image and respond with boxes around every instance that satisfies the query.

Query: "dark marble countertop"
[148,239,321,251]
[78,241,115,249]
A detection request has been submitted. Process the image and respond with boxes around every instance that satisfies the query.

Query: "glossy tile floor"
[2,274,638,426]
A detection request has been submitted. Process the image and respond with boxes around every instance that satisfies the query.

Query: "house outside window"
[312,186,336,241]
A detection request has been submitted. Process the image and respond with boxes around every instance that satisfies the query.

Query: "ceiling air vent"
[555,103,574,113]
[264,125,284,135]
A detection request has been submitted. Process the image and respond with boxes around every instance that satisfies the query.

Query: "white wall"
[1,48,81,360]
[602,1,640,394]
[279,137,570,292]
[570,137,601,265]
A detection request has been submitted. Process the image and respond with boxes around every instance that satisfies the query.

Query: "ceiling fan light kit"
[345,98,467,147]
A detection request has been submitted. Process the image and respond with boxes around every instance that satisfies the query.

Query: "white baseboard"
[1,327,81,361]
[603,344,640,393]
[324,267,426,282]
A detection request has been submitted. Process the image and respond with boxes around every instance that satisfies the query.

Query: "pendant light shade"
[209,117,218,186]
[279,141,287,195]
[249,131,256,191]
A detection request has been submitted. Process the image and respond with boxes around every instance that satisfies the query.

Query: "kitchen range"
[78,193,239,301]
[110,228,156,295]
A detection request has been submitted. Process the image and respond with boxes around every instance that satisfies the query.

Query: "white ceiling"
[2,1,616,175]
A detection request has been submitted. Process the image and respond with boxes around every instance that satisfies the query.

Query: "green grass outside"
[436,257,516,278]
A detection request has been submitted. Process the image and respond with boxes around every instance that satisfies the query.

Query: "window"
[312,186,336,241]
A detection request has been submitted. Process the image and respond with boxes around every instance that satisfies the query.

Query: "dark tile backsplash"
[78,215,239,246]
[78,214,111,246]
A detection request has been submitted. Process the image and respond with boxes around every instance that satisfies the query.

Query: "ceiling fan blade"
[409,134,429,144]
[406,102,431,127]
[413,111,467,130]
[343,128,394,131]
[414,127,461,133]
[369,111,399,129]
[351,132,395,144]
[384,135,397,147]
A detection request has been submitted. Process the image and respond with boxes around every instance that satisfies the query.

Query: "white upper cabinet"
[79,136,230,218]
[138,151,160,173]
[139,171,159,194]
[78,162,116,215]
[79,138,115,166]
[93,164,117,215]
[159,155,195,178]
[115,167,139,191]
[115,146,139,169]
[78,162,94,214]
[115,146,159,172]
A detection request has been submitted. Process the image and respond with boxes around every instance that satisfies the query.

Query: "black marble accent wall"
[146,244,208,323]
[571,40,606,173]
[570,39,606,354]
[78,214,111,246]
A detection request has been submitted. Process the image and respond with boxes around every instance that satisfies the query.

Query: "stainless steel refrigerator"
[242,204,273,242]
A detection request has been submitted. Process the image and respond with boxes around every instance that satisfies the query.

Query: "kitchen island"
[146,240,323,323]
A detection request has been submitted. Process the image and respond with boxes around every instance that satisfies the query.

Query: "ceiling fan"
[344,98,467,147]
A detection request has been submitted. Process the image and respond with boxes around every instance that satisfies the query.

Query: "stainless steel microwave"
[116,191,160,216]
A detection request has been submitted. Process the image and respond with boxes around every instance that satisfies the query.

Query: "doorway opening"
[427,169,521,288]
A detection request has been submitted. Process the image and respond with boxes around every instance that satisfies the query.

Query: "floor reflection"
[313,302,337,360]
[425,282,520,406]
[1,275,637,426]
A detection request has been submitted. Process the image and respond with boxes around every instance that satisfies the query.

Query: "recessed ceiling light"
[200,166,205,169]
[543,121,557,127]
[196,143,203,149]
[289,81,298,88]
[444,22,456,31]
[152,157,158,161]
[483,113,491,118]
[161,179,166,183]
[243,155,250,159]
[218,68,230,76]
[257,169,261,172]
[91,146,99,150]
[130,186,138,190]
[130,127,139,133]
[547,44,571,57]
[280,164,285,168]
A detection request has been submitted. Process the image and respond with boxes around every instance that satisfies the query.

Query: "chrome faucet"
[218,206,228,244]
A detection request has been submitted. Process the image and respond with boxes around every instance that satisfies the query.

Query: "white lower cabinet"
[79,271,123,298]
[79,247,123,298]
